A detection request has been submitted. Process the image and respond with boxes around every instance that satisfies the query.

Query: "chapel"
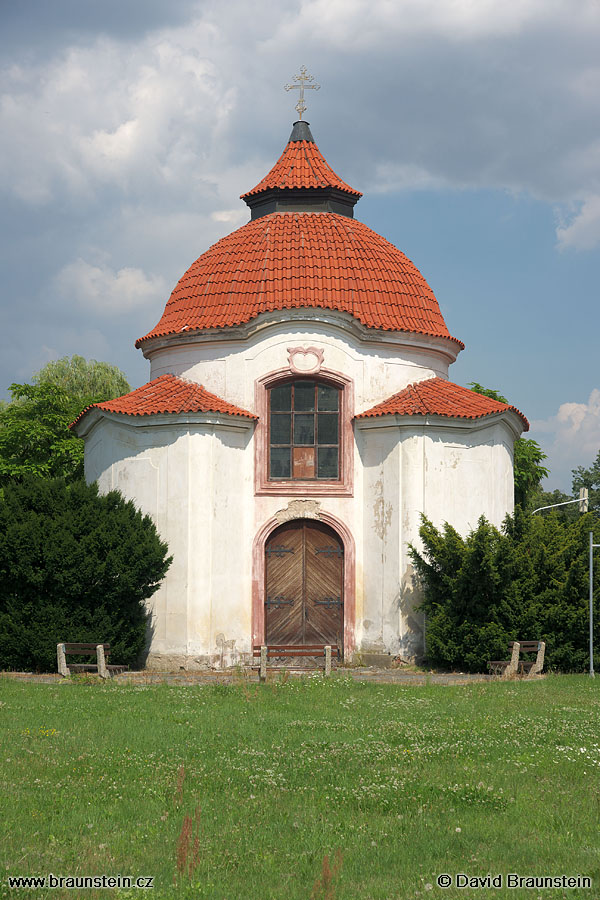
[73,91,528,670]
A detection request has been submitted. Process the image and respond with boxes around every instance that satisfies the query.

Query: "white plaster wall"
[355,418,516,662]
[82,414,254,669]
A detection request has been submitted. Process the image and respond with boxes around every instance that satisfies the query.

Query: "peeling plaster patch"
[274,499,322,523]
[372,478,392,539]
[215,633,237,668]
[449,448,463,469]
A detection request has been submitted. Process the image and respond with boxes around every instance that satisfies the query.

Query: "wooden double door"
[265,521,344,652]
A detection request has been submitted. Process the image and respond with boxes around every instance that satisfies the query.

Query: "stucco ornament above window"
[287,346,324,374]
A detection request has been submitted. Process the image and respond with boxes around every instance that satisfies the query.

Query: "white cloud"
[211,208,248,225]
[0,31,235,203]
[531,389,600,490]
[56,259,167,315]
[556,195,600,250]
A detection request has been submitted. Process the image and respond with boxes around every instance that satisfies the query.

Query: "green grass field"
[1,674,599,900]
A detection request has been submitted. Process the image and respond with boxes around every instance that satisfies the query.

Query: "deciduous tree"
[32,354,130,400]
[572,449,600,513]
[0,383,85,483]
[0,357,130,485]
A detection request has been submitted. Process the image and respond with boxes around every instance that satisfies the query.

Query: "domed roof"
[136,125,463,349]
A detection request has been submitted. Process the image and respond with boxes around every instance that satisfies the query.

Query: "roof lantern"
[242,120,362,220]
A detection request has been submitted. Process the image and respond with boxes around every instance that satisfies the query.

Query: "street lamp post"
[591,532,600,679]
[531,488,588,515]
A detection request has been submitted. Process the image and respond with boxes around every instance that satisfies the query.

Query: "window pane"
[271,413,291,444]
[294,414,314,445]
[317,413,338,445]
[270,447,291,478]
[293,381,315,411]
[317,384,339,411]
[270,384,291,411]
[317,447,338,479]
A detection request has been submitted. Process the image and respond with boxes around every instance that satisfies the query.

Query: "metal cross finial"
[284,66,320,120]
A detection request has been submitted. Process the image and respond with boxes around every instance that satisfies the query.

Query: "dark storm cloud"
[0,0,200,57]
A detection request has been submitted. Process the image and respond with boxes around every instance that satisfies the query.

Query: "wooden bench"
[488,641,545,678]
[57,643,128,679]
[252,644,338,681]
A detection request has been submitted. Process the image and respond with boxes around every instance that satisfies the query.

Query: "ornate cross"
[284,66,320,120]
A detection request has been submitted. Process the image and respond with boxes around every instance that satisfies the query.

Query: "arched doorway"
[264,520,344,652]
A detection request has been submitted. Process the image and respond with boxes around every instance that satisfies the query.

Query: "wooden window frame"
[254,367,354,497]
[268,381,340,482]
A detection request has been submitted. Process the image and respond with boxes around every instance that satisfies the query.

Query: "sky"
[1,0,599,492]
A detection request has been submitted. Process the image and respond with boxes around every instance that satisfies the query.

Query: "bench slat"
[252,647,339,653]
[257,651,335,658]
[67,664,127,673]
[252,644,337,651]
[64,643,110,653]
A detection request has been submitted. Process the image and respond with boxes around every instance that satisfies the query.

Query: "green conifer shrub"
[0,477,171,672]
[410,508,599,672]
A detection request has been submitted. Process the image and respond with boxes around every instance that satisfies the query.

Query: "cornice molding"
[354,409,524,440]
[140,308,462,366]
[73,408,256,439]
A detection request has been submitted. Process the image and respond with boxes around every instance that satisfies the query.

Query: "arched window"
[255,368,353,496]
[268,380,340,480]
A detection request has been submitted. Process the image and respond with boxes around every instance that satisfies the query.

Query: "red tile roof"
[242,140,361,198]
[136,213,463,348]
[70,374,256,428]
[356,377,529,430]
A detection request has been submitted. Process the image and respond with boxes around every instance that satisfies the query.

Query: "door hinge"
[314,596,342,608]
[265,596,294,609]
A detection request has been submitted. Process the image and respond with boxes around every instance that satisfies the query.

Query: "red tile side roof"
[356,378,529,430]
[136,213,463,348]
[241,140,362,198]
[70,374,256,428]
